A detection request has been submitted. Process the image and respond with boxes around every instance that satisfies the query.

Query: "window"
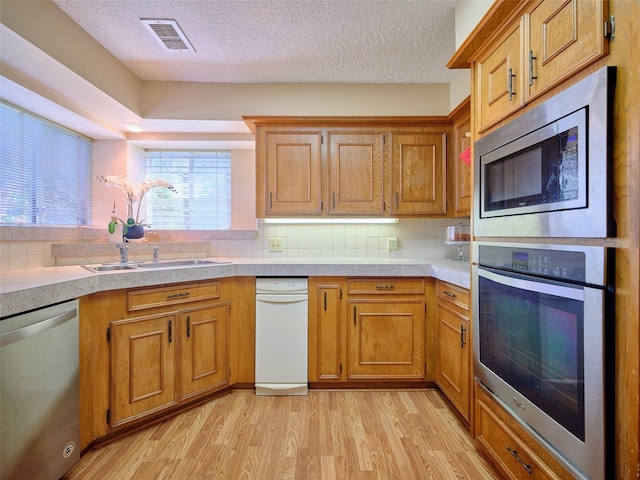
[145,150,231,230]
[0,102,92,225]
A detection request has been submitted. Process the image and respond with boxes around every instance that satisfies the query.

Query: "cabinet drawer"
[347,278,425,295]
[476,397,562,480]
[128,281,220,311]
[436,281,469,310]
[475,383,574,480]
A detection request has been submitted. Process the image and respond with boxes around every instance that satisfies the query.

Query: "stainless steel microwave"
[474,67,616,238]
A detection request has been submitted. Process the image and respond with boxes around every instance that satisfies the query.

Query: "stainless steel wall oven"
[472,242,614,480]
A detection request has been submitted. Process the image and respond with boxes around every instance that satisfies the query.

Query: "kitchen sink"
[82,259,231,273]
[137,259,231,269]
[82,264,139,272]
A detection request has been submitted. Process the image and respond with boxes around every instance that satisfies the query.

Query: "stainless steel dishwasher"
[1,299,80,480]
[255,278,308,395]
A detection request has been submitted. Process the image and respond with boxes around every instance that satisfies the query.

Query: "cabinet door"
[435,302,470,422]
[179,303,229,401]
[110,314,177,427]
[308,278,345,382]
[452,106,471,217]
[525,0,607,102]
[348,300,425,380]
[262,130,323,215]
[476,19,524,133]
[389,131,447,215]
[327,132,384,214]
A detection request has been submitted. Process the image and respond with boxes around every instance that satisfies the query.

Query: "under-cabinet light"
[262,218,399,224]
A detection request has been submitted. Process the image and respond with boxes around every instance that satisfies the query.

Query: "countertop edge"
[0,259,470,318]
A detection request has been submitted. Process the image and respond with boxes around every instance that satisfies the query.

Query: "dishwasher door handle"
[255,383,303,391]
[256,295,308,304]
[0,308,77,347]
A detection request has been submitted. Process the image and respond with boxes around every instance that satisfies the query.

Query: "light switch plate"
[269,238,284,252]
[387,237,398,251]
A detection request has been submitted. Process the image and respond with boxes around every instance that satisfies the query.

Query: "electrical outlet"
[387,237,398,251]
[269,238,284,252]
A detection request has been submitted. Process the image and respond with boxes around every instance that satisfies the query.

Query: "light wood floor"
[65,389,502,480]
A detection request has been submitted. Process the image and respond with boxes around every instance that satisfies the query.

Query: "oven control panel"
[479,244,586,282]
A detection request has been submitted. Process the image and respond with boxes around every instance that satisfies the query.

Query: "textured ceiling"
[52,0,459,84]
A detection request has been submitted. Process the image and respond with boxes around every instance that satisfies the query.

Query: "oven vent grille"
[140,19,196,52]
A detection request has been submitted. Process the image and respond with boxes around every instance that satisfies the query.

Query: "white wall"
[91,141,257,230]
[92,139,128,227]
[448,0,492,112]
[455,1,493,49]
[231,149,257,230]
[141,82,452,119]
[449,70,471,112]
[0,217,471,270]
[0,0,484,271]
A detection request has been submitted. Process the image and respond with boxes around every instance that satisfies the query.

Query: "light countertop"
[0,258,470,318]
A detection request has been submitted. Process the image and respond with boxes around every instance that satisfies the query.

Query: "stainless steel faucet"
[115,243,129,264]
[153,246,159,263]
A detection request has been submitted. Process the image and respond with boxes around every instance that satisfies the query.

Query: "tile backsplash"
[0,218,470,271]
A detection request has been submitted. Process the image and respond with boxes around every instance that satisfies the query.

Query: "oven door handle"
[478,267,584,301]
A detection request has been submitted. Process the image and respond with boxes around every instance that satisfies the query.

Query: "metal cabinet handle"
[375,285,395,290]
[443,290,456,298]
[353,306,356,325]
[332,192,336,210]
[324,291,327,311]
[168,320,172,343]
[167,292,190,300]
[269,192,273,210]
[460,325,466,348]
[528,50,537,86]
[506,446,533,474]
[395,192,399,209]
[186,316,191,338]
[508,68,516,101]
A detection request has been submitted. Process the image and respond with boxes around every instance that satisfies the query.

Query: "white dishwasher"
[255,278,308,395]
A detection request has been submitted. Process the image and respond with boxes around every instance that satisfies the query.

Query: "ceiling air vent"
[140,18,195,52]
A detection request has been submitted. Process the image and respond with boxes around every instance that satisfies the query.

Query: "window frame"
[0,101,93,226]
[144,149,232,231]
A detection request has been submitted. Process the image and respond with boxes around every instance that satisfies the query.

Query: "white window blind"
[0,102,92,225]
[145,150,231,230]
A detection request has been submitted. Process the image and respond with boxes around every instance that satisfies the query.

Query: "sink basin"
[82,264,139,272]
[137,259,231,269]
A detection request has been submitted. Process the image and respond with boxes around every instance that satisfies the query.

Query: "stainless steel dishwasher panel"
[1,300,80,480]
[255,278,308,396]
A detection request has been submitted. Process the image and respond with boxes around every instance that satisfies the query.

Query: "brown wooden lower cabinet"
[110,302,229,428]
[435,280,471,424]
[308,277,346,382]
[474,381,574,480]
[80,279,232,449]
[110,313,178,427]
[348,299,425,380]
[309,277,427,384]
[179,303,229,400]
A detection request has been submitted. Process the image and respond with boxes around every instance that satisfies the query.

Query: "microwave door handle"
[479,268,584,301]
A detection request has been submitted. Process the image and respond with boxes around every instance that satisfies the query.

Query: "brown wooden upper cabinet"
[327,131,385,215]
[448,98,471,217]
[474,0,609,133]
[248,117,451,218]
[389,131,447,216]
[262,129,323,215]
[476,19,525,134]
